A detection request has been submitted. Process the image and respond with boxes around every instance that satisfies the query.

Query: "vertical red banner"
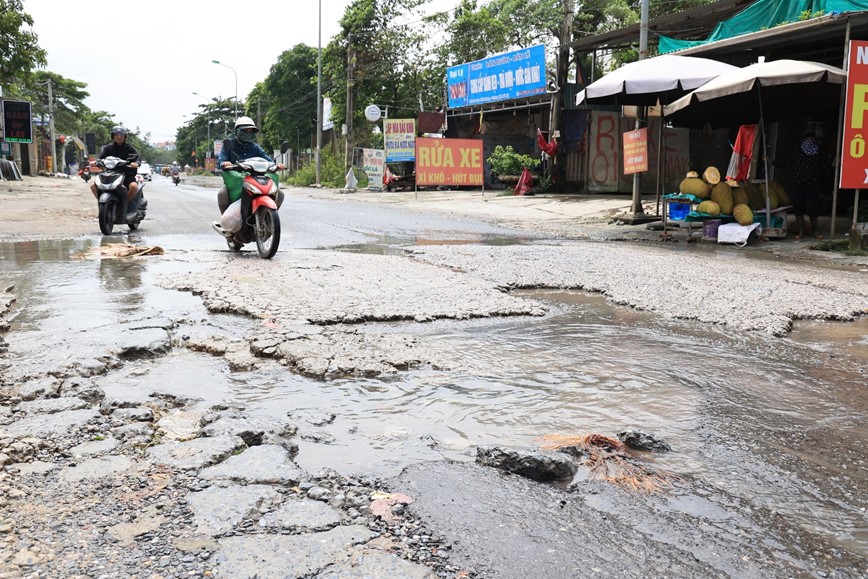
[840,40,868,189]
[623,128,648,175]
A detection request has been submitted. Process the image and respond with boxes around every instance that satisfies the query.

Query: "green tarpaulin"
[659,0,868,53]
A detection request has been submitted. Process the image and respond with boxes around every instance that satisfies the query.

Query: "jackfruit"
[703,166,721,185]
[679,177,710,198]
[710,182,734,214]
[733,203,754,226]
[732,186,749,207]
[697,200,721,215]
[761,184,780,210]
[742,181,764,210]
[770,181,790,205]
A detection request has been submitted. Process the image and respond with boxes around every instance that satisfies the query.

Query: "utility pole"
[627,0,650,218]
[345,34,354,170]
[315,0,323,186]
[47,80,57,174]
[549,0,574,143]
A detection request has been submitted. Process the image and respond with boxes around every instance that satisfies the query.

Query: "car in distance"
[137,162,153,181]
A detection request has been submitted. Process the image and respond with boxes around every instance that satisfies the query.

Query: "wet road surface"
[1,181,866,577]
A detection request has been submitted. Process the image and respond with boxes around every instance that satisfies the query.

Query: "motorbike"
[171,172,180,185]
[213,139,287,259]
[79,164,91,182]
[93,155,146,235]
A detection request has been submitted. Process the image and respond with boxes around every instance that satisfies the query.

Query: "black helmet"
[111,125,127,138]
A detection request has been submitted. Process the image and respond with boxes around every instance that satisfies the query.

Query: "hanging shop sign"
[841,40,868,188]
[415,137,483,187]
[446,45,547,109]
[384,118,415,162]
[623,128,649,175]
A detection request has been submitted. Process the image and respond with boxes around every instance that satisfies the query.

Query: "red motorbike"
[213,140,286,259]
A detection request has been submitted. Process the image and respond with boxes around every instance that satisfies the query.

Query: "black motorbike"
[172,173,180,185]
[94,156,146,235]
[79,164,91,182]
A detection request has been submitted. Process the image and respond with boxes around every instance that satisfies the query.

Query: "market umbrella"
[663,59,846,230]
[663,59,845,128]
[576,55,739,218]
[575,54,739,106]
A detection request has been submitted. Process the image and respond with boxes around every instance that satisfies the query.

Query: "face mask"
[237,130,256,143]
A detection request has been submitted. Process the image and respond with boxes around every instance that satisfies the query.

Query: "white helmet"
[234,116,258,143]
[234,116,258,132]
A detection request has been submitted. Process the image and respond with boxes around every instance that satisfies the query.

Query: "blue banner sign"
[447,45,547,108]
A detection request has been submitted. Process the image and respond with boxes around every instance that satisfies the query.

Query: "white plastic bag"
[220,199,243,233]
[345,167,358,189]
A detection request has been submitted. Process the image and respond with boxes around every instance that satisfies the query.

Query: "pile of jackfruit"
[679,167,790,226]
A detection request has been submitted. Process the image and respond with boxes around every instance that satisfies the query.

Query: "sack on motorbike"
[220,199,243,233]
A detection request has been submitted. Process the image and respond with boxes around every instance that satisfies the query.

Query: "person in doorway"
[213,116,285,230]
[776,131,824,239]
[90,126,144,210]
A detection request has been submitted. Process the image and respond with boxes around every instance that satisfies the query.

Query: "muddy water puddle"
[3,239,866,555]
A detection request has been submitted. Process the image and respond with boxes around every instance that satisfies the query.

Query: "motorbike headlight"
[269,182,278,194]
[242,181,259,194]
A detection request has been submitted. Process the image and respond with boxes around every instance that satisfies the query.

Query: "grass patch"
[809,239,868,256]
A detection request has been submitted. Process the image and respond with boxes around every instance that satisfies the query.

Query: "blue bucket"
[668,201,690,221]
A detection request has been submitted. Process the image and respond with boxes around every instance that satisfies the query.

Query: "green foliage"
[488,145,539,177]
[799,10,825,21]
[535,173,553,193]
[285,144,346,187]
[175,98,236,167]
[0,0,47,82]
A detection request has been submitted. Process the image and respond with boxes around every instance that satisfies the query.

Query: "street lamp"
[192,92,213,157]
[211,60,238,119]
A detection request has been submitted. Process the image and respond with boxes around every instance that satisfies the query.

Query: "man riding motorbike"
[212,116,285,233]
[90,126,146,211]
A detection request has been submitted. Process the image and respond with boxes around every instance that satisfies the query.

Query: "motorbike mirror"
[280,141,289,154]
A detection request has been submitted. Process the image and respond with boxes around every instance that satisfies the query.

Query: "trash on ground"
[537,433,672,494]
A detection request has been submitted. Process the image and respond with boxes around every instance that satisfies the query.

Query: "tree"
[0,0,47,86]
[175,97,236,167]
[258,45,320,155]
[23,71,90,135]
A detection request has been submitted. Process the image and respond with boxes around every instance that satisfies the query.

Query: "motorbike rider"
[170,162,180,179]
[90,126,145,210]
[214,116,285,217]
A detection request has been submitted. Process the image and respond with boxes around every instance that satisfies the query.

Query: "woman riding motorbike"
[212,117,285,232]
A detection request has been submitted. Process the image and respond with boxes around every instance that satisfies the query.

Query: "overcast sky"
[22,0,457,143]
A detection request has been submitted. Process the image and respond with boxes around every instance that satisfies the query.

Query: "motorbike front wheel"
[254,207,280,259]
[99,199,117,235]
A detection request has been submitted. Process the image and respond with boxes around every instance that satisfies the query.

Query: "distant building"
[153,140,176,151]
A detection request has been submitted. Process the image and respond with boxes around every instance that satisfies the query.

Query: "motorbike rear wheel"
[99,199,117,235]
[254,207,280,259]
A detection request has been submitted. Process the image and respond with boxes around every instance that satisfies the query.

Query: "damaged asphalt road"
[0,179,867,577]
